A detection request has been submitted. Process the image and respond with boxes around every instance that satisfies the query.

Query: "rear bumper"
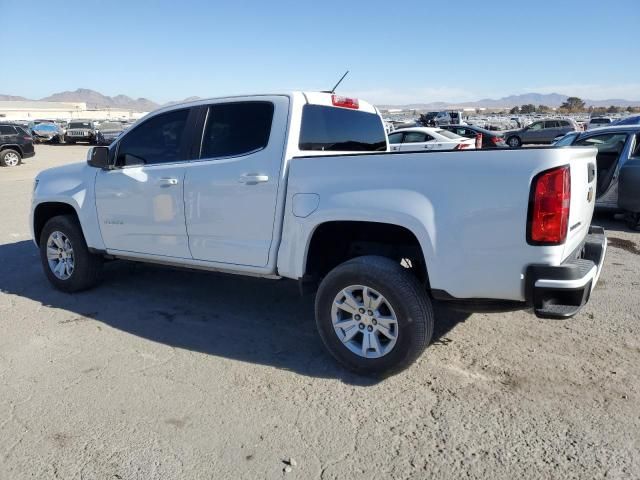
[525,226,607,319]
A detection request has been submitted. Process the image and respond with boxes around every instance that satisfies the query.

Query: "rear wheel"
[315,256,434,375]
[625,212,640,231]
[507,136,522,148]
[0,149,21,167]
[39,215,103,292]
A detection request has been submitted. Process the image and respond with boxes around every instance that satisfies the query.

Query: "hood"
[37,161,88,182]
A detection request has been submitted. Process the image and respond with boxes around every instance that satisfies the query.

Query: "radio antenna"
[330,71,349,93]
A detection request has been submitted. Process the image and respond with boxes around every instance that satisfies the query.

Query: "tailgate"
[563,147,598,259]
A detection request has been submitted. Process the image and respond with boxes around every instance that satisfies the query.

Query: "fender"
[276,188,437,282]
[32,162,105,250]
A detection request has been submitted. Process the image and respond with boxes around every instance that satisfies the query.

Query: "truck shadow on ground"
[0,240,470,385]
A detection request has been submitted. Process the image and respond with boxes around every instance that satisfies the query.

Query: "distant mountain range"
[0,88,202,112]
[380,93,640,110]
[1,89,640,111]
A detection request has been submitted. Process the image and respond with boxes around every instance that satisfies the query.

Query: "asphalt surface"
[1,145,639,479]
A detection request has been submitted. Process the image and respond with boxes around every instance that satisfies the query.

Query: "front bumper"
[525,226,607,319]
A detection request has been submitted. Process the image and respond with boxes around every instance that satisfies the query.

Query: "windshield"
[69,122,92,129]
[435,129,462,140]
[554,132,579,146]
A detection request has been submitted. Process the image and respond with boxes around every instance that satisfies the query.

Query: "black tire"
[65,136,75,145]
[0,149,22,167]
[315,255,434,375]
[625,212,640,231]
[507,136,522,148]
[39,214,103,292]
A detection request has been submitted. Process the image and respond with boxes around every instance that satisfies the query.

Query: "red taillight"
[23,136,32,141]
[454,142,472,150]
[491,136,503,144]
[331,95,359,109]
[528,166,571,245]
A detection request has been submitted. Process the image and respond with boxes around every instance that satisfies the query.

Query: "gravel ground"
[1,145,639,479]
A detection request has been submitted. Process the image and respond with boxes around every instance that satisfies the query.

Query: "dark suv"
[0,124,35,167]
[64,120,97,144]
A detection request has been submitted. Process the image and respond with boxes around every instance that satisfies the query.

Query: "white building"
[0,100,148,121]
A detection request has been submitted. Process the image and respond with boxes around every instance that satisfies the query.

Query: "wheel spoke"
[51,234,64,249]
[46,248,59,260]
[368,332,382,355]
[335,298,356,315]
[340,325,359,344]
[54,261,65,276]
[361,330,371,357]
[376,315,396,329]
[342,289,361,311]
[376,323,397,341]
[334,319,357,331]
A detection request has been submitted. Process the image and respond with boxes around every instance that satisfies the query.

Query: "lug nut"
[367,325,373,332]
[354,314,361,321]
[372,319,377,325]
[359,323,365,330]
[367,310,373,316]
[359,308,365,314]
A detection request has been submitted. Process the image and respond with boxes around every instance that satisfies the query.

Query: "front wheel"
[315,256,434,375]
[0,149,21,167]
[39,215,104,292]
[507,136,522,148]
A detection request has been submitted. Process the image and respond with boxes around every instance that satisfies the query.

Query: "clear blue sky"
[2,0,639,104]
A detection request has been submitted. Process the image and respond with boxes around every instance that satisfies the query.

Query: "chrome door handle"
[158,177,179,186]
[239,174,269,185]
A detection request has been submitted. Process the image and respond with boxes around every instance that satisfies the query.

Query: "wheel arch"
[0,144,24,156]
[301,219,433,288]
[33,202,80,246]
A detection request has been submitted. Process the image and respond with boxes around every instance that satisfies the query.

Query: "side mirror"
[87,146,111,169]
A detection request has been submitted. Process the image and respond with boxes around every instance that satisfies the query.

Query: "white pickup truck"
[31,91,607,374]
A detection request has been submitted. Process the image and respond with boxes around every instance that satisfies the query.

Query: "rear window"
[299,105,387,152]
[435,129,462,139]
[590,118,610,125]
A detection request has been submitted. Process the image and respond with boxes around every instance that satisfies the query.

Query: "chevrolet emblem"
[587,187,593,202]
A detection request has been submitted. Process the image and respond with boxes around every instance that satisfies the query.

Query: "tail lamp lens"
[528,166,570,245]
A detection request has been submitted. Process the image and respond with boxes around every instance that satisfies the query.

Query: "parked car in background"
[611,115,640,126]
[388,127,475,151]
[64,120,97,144]
[418,111,462,127]
[0,123,35,166]
[555,125,640,229]
[503,119,578,147]
[95,122,124,145]
[587,117,613,130]
[31,123,64,144]
[439,124,507,149]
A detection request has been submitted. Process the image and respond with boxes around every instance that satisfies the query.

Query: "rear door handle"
[239,174,269,185]
[158,177,179,186]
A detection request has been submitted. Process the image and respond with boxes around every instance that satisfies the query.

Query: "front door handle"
[239,174,269,185]
[158,177,179,186]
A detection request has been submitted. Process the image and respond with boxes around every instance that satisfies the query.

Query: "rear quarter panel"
[278,147,597,301]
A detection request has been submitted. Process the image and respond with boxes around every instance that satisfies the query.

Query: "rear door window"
[544,121,560,129]
[200,102,274,159]
[0,125,17,135]
[299,105,387,151]
[403,132,428,143]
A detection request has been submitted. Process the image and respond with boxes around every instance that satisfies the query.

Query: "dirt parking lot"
[1,145,639,479]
